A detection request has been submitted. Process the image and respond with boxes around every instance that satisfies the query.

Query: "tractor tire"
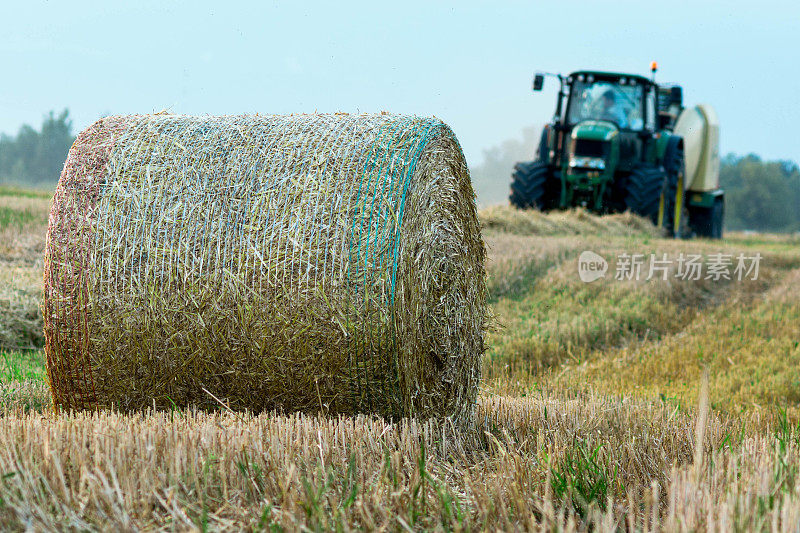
[624,164,669,226]
[690,196,724,239]
[509,161,559,210]
[662,144,689,238]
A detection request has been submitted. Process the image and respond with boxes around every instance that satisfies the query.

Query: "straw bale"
[43,113,486,424]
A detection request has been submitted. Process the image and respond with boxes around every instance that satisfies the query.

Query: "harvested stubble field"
[2,188,800,530]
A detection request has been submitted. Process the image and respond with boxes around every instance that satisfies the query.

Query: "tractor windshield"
[566,79,646,130]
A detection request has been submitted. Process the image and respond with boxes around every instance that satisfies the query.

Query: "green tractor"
[510,65,724,238]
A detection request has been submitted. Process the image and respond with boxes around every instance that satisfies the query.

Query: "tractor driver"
[600,89,628,128]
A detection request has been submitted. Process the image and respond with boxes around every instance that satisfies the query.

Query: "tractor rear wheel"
[509,161,559,210]
[624,164,669,226]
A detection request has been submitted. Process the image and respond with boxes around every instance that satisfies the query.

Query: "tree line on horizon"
[0,109,75,186]
[1,113,799,233]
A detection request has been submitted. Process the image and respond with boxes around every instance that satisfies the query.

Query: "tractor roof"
[568,70,653,85]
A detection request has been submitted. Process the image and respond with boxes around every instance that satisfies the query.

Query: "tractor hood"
[570,120,619,142]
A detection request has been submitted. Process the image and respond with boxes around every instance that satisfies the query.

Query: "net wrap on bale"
[43,113,486,424]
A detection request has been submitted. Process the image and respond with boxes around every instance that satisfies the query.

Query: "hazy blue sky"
[2,0,798,165]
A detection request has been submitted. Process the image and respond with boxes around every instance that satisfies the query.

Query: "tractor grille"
[573,139,605,158]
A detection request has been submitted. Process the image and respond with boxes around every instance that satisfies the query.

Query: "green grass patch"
[550,441,615,516]
[1,350,46,383]
[0,349,50,412]
[0,206,41,230]
[0,185,52,199]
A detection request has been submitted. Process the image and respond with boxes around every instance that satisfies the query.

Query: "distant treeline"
[720,154,800,232]
[1,113,799,232]
[470,127,800,233]
[0,109,75,186]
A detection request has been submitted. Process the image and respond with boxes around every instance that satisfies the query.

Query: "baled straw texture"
[43,113,486,423]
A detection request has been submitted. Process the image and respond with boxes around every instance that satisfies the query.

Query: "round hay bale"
[43,113,486,423]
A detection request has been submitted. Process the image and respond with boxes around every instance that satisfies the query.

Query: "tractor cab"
[539,71,660,181]
[565,71,655,132]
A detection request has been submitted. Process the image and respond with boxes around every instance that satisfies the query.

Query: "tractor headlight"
[569,157,606,170]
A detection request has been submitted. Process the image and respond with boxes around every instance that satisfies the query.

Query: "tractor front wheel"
[624,164,668,226]
[509,161,559,210]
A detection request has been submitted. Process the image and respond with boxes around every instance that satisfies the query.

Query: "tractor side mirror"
[533,74,544,91]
